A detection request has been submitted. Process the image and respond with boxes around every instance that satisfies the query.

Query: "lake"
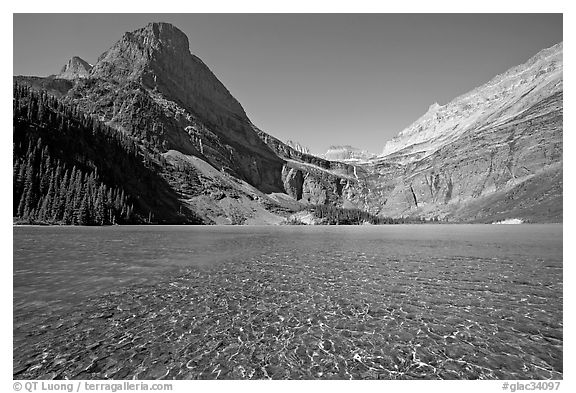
[13,224,563,379]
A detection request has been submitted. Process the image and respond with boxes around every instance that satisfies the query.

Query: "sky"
[13,14,562,155]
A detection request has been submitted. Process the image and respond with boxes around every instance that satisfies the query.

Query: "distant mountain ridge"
[285,140,310,155]
[54,56,93,80]
[323,145,376,162]
[343,42,563,222]
[90,22,249,123]
[380,43,562,162]
[15,22,358,224]
[14,23,562,223]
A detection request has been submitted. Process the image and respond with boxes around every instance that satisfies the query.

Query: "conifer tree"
[12,82,180,225]
[76,193,90,225]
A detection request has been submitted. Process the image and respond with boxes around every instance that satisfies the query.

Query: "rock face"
[56,56,92,80]
[79,22,287,196]
[282,167,304,200]
[15,22,355,223]
[281,162,350,206]
[380,43,562,161]
[349,43,563,222]
[285,140,310,155]
[14,22,562,223]
[91,23,248,125]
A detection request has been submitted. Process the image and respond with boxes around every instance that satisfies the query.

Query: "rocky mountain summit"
[55,56,92,80]
[14,23,562,223]
[90,22,249,125]
[285,140,310,155]
[15,22,357,224]
[346,42,562,222]
[380,43,562,162]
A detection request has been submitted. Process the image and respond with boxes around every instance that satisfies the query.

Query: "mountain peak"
[285,140,310,154]
[55,56,92,80]
[428,102,442,112]
[134,22,190,53]
[145,22,185,35]
[90,22,248,124]
[91,22,191,81]
[323,145,376,162]
[381,42,563,159]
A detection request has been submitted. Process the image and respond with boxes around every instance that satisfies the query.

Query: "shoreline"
[12,222,565,227]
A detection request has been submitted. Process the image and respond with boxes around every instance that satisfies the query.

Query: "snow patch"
[286,211,321,225]
[492,218,523,224]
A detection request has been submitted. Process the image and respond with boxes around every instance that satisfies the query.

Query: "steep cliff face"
[281,161,354,206]
[356,92,562,221]
[285,140,310,155]
[15,22,353,223]
[71,23,287,195]
[90,23,248,125]
[381,43,563,162]
[350,43,563,222]
[14,23,562,223]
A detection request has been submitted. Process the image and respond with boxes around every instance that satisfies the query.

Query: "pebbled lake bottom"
[13,224,563,379]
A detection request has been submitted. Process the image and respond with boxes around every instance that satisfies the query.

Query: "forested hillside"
[12,22,562,224]
[13,82,202,225]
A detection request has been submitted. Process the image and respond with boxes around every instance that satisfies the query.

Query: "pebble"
[13,254,562,380]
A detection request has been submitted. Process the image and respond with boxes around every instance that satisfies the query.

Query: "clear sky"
[13,14,562,155]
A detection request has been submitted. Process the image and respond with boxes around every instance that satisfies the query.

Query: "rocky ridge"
[14,23,562,223]
[55,56,93,80]
[16,22,356,224]
[323,145,377,163]
[380,43,562,162]
[285,140,310,155]
[355,91,563,222]
[346,43,563,222]
[310,42,563,223]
